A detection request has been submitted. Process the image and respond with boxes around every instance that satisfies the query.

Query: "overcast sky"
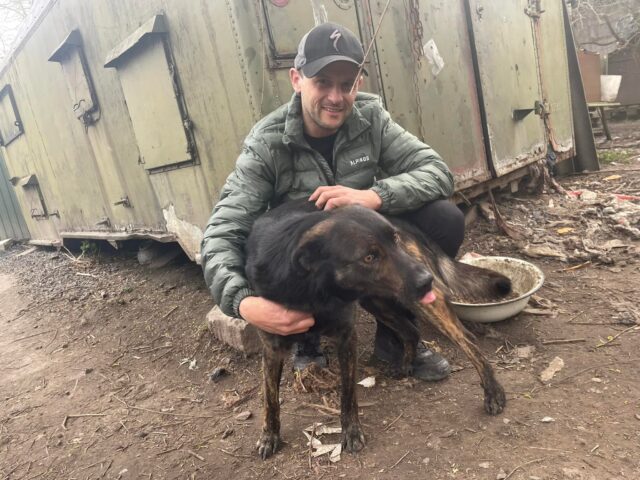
[0,0,36,62]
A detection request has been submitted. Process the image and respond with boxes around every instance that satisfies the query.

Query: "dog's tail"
[434,253,512,304]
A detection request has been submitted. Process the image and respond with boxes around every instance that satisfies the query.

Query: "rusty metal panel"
[535,0,574,154]
[0,152,29,240]
[371,0,491,189]
[466,0,546,176]
[577,50,601,103]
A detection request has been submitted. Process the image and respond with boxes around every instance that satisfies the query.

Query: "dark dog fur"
[246,200,509,459]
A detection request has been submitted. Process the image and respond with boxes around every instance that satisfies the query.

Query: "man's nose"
[327,85,342,103]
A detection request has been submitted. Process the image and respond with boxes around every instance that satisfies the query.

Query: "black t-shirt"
[304,132,338,172]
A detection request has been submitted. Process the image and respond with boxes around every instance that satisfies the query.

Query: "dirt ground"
[1,120,639,480]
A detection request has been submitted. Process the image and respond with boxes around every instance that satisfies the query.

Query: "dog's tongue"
[420,290,436,305]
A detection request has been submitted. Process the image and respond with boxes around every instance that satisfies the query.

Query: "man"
[201,22,464,381]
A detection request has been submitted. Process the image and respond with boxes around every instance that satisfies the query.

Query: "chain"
[404,0,426,140]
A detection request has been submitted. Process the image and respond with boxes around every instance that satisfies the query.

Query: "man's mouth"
[322,105,343,114]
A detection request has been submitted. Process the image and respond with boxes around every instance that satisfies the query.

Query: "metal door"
[466,0,547,176]
[369,0,492,189]
[533,0,574,156]
[0,152,29,240]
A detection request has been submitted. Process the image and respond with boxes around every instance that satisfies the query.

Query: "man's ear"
[355,74,364,91]
[290,67,303,94]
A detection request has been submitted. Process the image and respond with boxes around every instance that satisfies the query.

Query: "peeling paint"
[423,39,445,76]
[162,204,203,262]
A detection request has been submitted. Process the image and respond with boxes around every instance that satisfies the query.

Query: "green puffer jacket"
[201,92,454,318]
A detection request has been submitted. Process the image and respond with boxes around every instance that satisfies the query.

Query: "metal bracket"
[113,196,132,208]
[513,100,548,120]
[512,108,534,121]
[525,0,544,18]
[534,99,549,117]
[95,217,111,227]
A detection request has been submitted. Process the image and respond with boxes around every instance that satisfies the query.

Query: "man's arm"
[201,139,315,335]
[370,108,455,215]
[201,141,273,318]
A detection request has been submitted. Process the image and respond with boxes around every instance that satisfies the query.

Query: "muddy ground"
[1,120,639,480]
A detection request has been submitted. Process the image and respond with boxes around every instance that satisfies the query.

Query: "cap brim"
[301,55,368,77]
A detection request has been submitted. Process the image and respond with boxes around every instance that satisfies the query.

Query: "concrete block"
[207,306,262,355]
[0,238,15,251]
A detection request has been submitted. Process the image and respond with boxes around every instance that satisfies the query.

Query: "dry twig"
[389,451,411,470]
[62,413,108,429]
[595,325,639,348]
[541,338,586,345]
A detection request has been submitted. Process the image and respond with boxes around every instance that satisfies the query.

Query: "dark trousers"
[376,199,465,346]
[397,199,465,259]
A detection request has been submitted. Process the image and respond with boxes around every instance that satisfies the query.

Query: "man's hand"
[239,296,314,335]
[309,186,382,211]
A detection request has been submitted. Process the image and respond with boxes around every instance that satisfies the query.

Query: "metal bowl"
[450,256,545,323]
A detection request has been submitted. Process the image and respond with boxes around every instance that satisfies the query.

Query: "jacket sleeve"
[370,108,455,215]
[200,138,275,318]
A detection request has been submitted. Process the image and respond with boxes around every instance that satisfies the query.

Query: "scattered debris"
[302,430,342,462]
[357,376,376,388]
[540,417,556,423]
[209,367,229,382]
[234,410,252,421]
[515,345,536,359]
[304,423,342,435]
[540,357,565,382]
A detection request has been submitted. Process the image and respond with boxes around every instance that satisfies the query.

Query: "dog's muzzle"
[415,270,436,305]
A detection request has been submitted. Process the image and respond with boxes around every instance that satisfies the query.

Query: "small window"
[48,29,100,127]
[260,0,367,70]
[104,14,198,173]
[9,174,58,219]
[0,85,24,147]
[261,0,317,67]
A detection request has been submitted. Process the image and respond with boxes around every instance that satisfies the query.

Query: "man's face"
[290,62,363,138]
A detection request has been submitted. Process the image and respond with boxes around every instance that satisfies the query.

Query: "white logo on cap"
[330,29,342,51]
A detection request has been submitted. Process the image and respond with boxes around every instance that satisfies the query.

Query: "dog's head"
[292,206,435,306]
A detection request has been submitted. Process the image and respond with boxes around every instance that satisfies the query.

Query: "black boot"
[292,334,327,371]
[373,323,450,381]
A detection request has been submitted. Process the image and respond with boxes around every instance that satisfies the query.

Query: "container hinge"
[113,196,132,208]
[525,0,544,18]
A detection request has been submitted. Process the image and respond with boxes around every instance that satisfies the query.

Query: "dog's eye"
[363,252,378,264]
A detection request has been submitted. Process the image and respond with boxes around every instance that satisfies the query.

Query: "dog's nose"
[415,270,434,299]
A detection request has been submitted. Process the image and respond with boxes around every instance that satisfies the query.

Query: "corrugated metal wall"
[0,0,576,258]
[0,151,29,240]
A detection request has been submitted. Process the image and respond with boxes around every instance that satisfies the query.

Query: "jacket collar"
[282,93,371,148]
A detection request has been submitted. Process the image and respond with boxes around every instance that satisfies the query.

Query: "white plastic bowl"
[450,256,545,323]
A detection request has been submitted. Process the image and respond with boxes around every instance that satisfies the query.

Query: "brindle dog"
[246,200,510,459]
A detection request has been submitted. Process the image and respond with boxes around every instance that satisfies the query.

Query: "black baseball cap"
[294,22,366,77]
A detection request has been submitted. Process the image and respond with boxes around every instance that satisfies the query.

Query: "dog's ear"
[292,237,324,272]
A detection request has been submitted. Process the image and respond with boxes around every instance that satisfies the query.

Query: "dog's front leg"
[257,342,286,459]
[415,289,506,415]
[336,325,365,453]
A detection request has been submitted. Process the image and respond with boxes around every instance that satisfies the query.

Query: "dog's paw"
[484,383,506,415]
[341,423,365,453]
[256,432,280,459]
